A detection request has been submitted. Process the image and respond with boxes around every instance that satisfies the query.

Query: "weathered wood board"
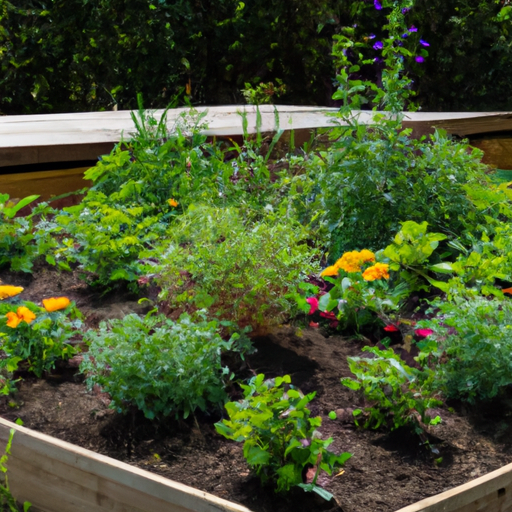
[395,460,512,512]
[0,167,91,200]
[1,413,512,512]
[0,417,252,512]
[1,107,511,167]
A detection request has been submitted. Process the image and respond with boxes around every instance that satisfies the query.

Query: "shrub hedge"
[0,0,510,114]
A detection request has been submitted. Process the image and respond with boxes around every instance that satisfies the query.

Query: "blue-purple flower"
[415,56,425,63]
[373,41,384,50]
[408,25,418,32]
[374,0,383,10]
[368,33,376,40]
[419,39,430,47]
[402,7,410,14]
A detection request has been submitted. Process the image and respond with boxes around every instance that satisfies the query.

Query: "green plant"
[242,80,287,105]
[215,374,351,499]
[0,194,60,273]
[151,205,318,332]
[55,194,168,287]
[418,296,512,403]
[293,249,408,333]
[342,346,442,434]
[0,299,81,379]
[80,311,252,420]
[0,427,31,511]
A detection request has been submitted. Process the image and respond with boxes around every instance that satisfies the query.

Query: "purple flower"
[402,7,410,14]
[374,0,383,10]
[415,55,425,63]
[374,57,383,63]
[401,32,409,38]
[408,25,418,32]
[373,41,383,50]
[368,33,376,39]
[420,39,430,47]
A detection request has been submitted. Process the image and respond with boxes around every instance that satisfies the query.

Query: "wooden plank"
[1,107,511,167]
[0,417,252,512]
[395,462,512,512]
[1,167,92,200]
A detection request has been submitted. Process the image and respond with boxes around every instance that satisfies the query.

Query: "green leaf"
[244,445,271,466]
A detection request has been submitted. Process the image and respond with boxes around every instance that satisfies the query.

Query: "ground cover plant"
[3,0,512,509]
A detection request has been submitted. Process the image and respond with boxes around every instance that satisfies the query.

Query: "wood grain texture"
[395,462,512,512]
[0,417,252,512]
[1,107,511,167]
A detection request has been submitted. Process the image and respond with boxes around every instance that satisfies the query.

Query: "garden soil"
[2,265,512,512]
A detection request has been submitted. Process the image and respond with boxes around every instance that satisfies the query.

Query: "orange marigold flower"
[16,306,36,324]
[320,265,339,277]
[359,249,376,263]
[362,263,390,281]
[42,297,71,312]
[334,251,364,273]
[5,306,36,328]
[5,311,22,328]
[0,285,24,300]
[168,198,179,207]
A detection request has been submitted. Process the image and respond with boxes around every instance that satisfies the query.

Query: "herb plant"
[418,296,512,403]
[0,194,60,273]
[152,205,318,332]
[215,374,351,500]
[342,346,442,434]
[81,312,252,420]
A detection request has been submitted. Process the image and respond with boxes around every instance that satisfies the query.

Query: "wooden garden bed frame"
[0,416,512,512]
[1,106,511,167]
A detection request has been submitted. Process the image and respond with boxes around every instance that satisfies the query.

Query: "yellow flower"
[168,198,179,207]
[320,265,339,277]
[0,285,24,300]
[359,249,376,263]
[42,297,71,312]
[5,306,36,328]
[362,263,390,281]
[335,251,363,273]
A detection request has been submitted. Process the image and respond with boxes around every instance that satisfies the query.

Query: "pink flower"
[306,297,319,315]
[415,328,434,338]
[384,324,400,332]
[320,311,337,320]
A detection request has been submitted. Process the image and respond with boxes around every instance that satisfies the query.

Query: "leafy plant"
[242,80,287,105]
[80,311,252,420]
[418,296,512,403]
[151,205,318,332]
[294,249,408,333]
[0,298,81,379]
[0,428,31,511]
[342,346,442,434]
[0,194,60,273]
[215,374,351,499]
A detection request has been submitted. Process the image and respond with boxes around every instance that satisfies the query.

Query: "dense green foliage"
[342,346,442,433]
[0,0,510,113]
[153,205,317,331]
[81,312,251,419]
[215,374,351,498]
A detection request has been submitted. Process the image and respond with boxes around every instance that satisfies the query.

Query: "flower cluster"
[320,249,375,277]
[2,287,71,328]
[6,306,36,328]
[370,1,429,64]
[362,262,390,281]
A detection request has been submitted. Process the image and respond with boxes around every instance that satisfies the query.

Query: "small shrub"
[215,374,351,500]
[80,312,252,420]
[342,346,442,434]
[418,296,512,402]
[0,194,60,273]
[152,205,318,331]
